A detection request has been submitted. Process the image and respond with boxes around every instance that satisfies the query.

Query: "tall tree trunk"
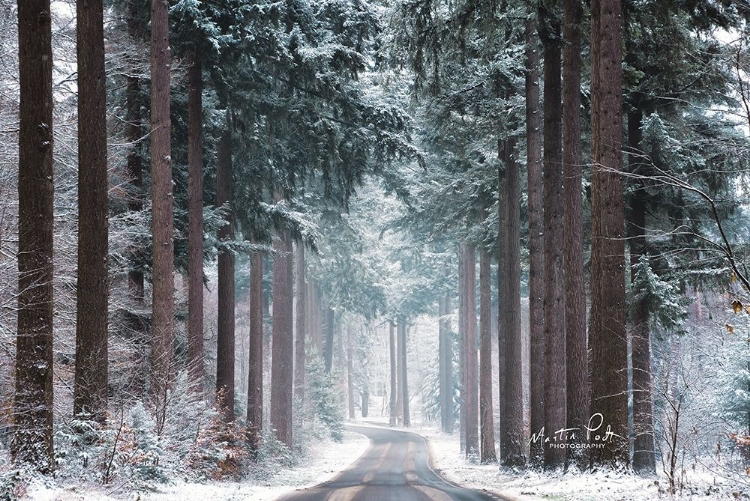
[247,251,263,450]
[13,0,54,472]
[465,245,479,458]
[458,247,467,452]
[590,0,629,467]
[439,293,454,432]
[398,319,410,427]
[502,138,525,466]
[628,108,656,474]
[479,244,496,463]
[187,55,204,392]
[74,0,109,423]
[271,222,294,447]
[126,7,144,306]
[389,320,398,426]
[347,325,356,419]
[497,166,508,458]
[294,244,306,404]
[216,122,235,419]
[526,2,546,467]
[149,0,174,429]
[541,0,567,470]
[324,306,335,373]
[563,0,588,470]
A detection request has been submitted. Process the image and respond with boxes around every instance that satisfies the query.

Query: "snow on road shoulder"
[26,429,370,501]
[414,425,745,501]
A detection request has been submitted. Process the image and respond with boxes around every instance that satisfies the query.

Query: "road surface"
[277,425,509,501]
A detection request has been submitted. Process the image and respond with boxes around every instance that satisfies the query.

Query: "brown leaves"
[732,300,743,314]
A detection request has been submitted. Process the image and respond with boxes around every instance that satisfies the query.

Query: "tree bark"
[216,122,235,419]
[347,325,356,419]
[439,294,454,432]
[13,0,54,472]
[247,251,263,450]
[398,319,410,427]
[590,0,629,467]
[563,0,589,470]
[324,306,335,373]
[126,10,144,305]
[458,247,467,452]
[149,0,174,427]
[389,320,398,426]
[541,0,567,469]
[187,55,205,392]
[464,245,479,458]
[74,0,109,423]
[295,244,307,404]
[628,108,656,474]
[271,221,294,447]
[525,3,546,467]
[479,244,496,463]
[502,137,525,466]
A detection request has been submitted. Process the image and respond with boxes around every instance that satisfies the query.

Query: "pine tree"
[247,251,264,449]
[525,0,546,467]
[295,244,307,404]
[540,0,567,469]
[562,0,588,469]
[589,0,629,467]
[73,0,109,422]
[479,242,496,463]
[502,136,525,466]
[216,120,235,420]
[149,0,175,424]
[187,55,205,391]
[13,0,55,472]
[270,214,294,447]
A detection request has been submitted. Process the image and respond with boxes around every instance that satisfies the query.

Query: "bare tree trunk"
[479,244,497,463]
[540,0,567,470]
[13,0,54,472]
[187,55,204,392]
[149,0,174,427]
[347,325,355,419]
[324,306,335,373]
[563,0,589,470]
[294,244,306,404]
[458,247,467,452]
[398,319,410,427]
[502,137,525,466]
[247,252,263,450]
[74,0,109,423]
[389,320,398,426]
[498,165,508,458]
[590,0,629,467]
[525,2,546,467]
[439,293,454,432]
[126,9,144,307]
[216,122,235,420]
[628,108,656,474]
[271,222,294,447]
[465,245,479,458]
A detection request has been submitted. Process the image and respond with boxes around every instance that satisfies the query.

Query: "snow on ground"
[24,429,370,501]
[412,424,749,501]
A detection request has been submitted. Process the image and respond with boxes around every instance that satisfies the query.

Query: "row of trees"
[5,0,750,486]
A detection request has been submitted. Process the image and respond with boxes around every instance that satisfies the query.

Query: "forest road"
[276,424,513,501]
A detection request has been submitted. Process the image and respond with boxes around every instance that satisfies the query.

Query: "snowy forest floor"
[24,430,369,501]
[20,420,750,500]
[416,425,749,501]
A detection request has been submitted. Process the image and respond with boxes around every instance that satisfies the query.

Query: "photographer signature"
[529,413,625,445]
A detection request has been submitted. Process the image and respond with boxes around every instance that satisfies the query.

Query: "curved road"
[277,425,509,501]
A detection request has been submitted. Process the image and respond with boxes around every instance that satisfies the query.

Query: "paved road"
[277,425,508,501]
